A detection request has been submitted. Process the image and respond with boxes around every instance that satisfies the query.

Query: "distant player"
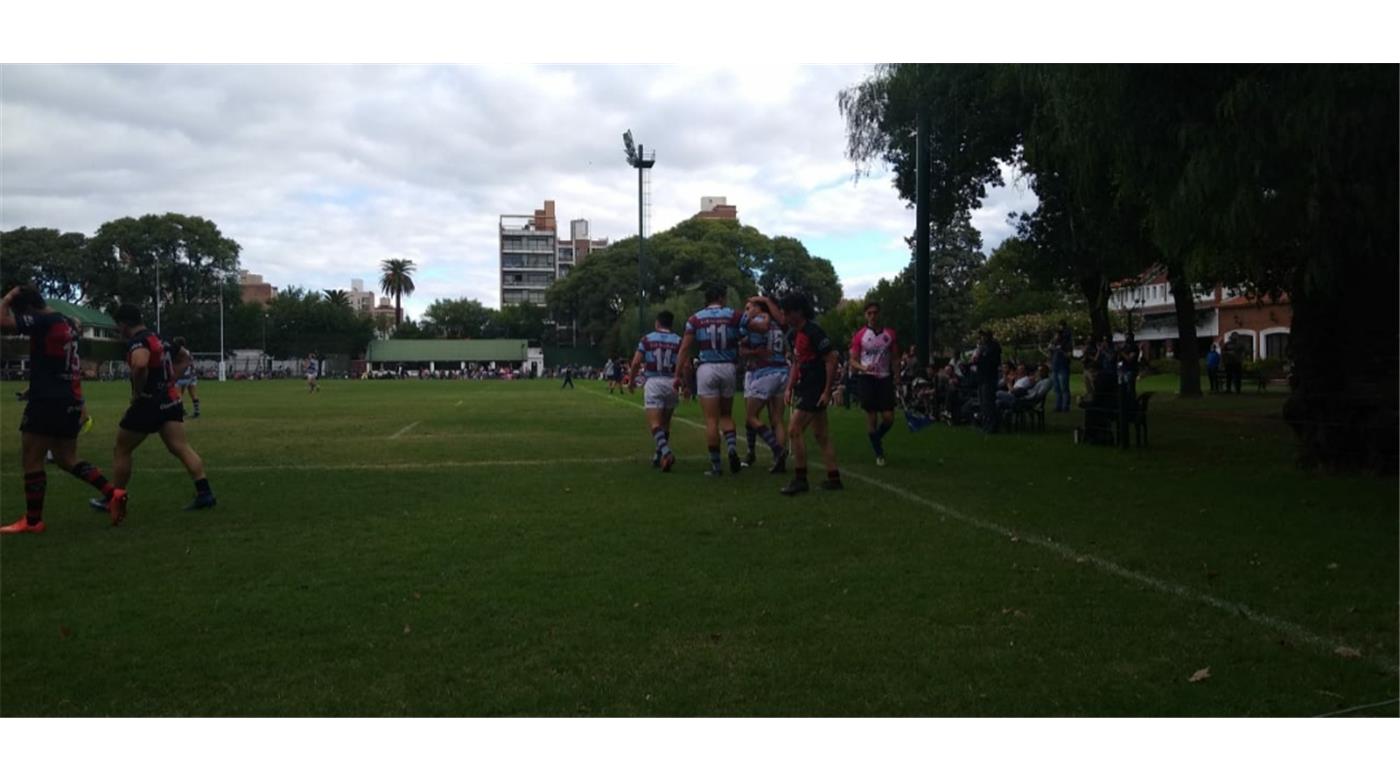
[629,310,682,472]
[739,295,788,473]
[0,286,124,534]
[306,352,320,392]
[560,365,575,389]
[172,336,202,418]
[675,283,744,476]
[90,304,215,516]
[850,302,900,466]
[780,293,842,495]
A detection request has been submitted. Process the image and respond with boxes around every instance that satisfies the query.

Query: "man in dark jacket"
[973,329,1002,433]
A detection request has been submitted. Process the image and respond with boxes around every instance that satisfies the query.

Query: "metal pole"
[154,251,161,333]
[637,157,646,335]
[914,108,931,371]
[218,271,227,382]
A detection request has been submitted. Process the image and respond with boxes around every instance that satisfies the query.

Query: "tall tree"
[423,297,492,339]
[323,289,351,308]
[0,227,89,303]
[378,258,416,326]
[86,213,242,313]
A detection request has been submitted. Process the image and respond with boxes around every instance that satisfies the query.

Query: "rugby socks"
[193,399,201,415]
[795,467,808,482]
[755,425,782,456]
[723,430,738,456]
[827,470,842,482]
[708,447,722,473]
[194,477,213,497]
[69,461,116,498]
[869,420,894,457]
[651,426,673,458]
[23,471,46,525]
[745,425,757,454]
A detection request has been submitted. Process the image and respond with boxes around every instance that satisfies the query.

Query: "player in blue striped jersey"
[674,282,744,476]
[739,295,788,473]
[628,310,682,472]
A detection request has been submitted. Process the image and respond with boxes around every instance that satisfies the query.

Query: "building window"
[1265,332,1290,360]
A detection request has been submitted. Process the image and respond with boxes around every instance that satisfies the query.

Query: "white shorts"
[643,377,678,410]
[696,362,737,399]
[745,371,785,401]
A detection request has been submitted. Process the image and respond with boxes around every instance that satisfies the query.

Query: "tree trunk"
[1078,273,1111,343]
[1166,261,1202,397]
[395,290,402,326]
[1283,264,1399,473]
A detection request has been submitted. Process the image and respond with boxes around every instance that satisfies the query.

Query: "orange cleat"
[0,517,46,534]
[108,488,128,526]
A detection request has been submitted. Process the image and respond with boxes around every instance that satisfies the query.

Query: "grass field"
[1,375,1395,716]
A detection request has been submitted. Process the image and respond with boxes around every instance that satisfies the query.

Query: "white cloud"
[1,64,1037,317]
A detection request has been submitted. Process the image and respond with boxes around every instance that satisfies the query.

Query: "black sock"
[70,461,115,498]
[195,477,212,496]
[24,471,46,524]
[795,467,808,481]
[827,470,841,481]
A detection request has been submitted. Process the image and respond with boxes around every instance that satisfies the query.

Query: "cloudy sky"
[1,64,1036,317]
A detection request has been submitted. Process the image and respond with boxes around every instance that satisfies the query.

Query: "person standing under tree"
[1050,320,1072,412]
[1224,333,1245,394]
[780,293,842,496]
[1206,343,1221,393]
[973,330,1002,434]
[849,301,900,466]
[0,286,125,533]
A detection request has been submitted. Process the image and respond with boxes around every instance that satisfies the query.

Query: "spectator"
[972,329,1002,433]
[1224,333,1246,394]
[1050,319,1072,412]
[1206,343,1221,393]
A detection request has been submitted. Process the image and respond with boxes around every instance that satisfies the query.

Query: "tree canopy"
[547,217,841,356]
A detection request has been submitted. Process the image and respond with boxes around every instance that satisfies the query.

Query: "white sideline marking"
[388,420,421,439]
[586,387,1398,675]
[152,456,632,474]
[454,400,463,407]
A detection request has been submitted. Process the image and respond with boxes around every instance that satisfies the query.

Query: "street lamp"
[623,130,655,335]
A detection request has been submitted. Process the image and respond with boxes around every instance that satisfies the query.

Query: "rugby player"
[0,286,124,533]
[306,352,321,393]
[172,336,202,417]
[849,302,900,466]
[628,310,682,472]
[779,293,842,495]
[738,295,788,473]
[90,304,216,515]
[674,282,743,476]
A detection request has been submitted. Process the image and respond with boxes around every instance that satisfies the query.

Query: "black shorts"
[19,398,84,438]
[859,375,897,412]
[793,379,828,413]
[120,399,185,434]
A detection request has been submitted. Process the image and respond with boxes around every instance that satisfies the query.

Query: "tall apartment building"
[348,278,375,315]
[500,201,609,306]
[499,200,558,306]
[238,270,276,306]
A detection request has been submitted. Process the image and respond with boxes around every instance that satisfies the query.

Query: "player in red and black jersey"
[90,304,215,515]
[0,286,123,534]
[779,293,842,495]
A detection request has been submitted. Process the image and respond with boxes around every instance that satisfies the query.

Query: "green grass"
[1,376,1395,716]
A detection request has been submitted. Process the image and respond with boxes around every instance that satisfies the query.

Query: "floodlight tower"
[623,130,655,335]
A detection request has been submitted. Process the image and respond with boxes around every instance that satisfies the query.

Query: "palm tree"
[323,289,351,308]
[379,258,417,326]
